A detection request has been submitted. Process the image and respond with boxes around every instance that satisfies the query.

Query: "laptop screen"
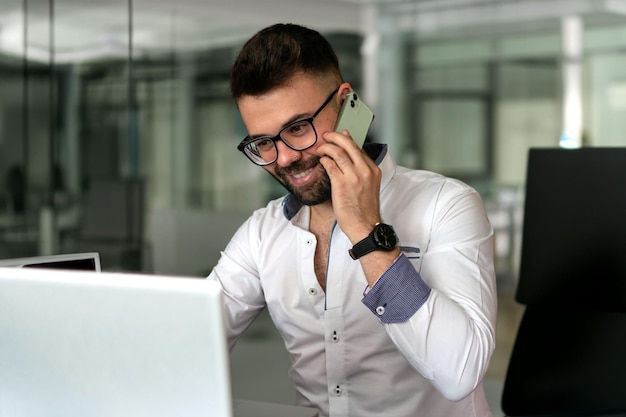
[0,268,233,417]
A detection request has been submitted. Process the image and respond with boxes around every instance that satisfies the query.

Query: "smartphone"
[334,91,374,148]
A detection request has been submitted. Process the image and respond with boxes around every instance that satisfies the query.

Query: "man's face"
[238,75,342,206]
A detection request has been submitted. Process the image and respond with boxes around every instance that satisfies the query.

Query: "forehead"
[237,75,328,137]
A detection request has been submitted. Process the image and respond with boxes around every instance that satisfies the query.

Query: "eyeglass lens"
[244,119,316,165]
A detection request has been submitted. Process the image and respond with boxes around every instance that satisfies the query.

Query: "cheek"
[311,122,336,148]
[307,141,325,153]
[314,106,338,133]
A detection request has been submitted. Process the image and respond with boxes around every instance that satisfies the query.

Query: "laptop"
[0,252,101,272]
[0,267,233,417]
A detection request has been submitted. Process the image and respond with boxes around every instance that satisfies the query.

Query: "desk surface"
[234,399,318,417]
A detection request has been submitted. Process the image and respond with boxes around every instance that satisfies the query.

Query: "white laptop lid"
[0,267,233,417]
[0,252,101,272]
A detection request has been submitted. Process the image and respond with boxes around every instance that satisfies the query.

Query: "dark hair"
[230,23,342,100]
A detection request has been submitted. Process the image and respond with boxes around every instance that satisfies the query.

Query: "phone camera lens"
[350,100,356,108]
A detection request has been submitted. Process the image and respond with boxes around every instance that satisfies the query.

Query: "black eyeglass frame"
[237,88,339,166]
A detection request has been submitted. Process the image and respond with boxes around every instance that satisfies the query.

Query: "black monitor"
[516,147,626,312]
[0,252,101,272]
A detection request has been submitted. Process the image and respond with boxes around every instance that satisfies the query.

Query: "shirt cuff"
[361,254,431,323]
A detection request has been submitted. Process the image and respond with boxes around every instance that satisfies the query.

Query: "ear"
[337,82,353,104]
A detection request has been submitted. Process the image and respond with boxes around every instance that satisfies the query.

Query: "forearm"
[357,246,402,288]
[385,289,496,401]
[361,240,497,400]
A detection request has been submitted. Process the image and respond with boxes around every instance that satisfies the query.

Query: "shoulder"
[392,166,478,200]
[237,195,292,239]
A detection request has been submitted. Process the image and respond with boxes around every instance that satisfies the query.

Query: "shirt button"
[376,306,385,315]
[308,288,318,296]
[305,239,313,246]
[334,385,342,396]
[331,330,339,342]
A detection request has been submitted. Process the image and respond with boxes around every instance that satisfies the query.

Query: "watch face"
[373,224,397,250]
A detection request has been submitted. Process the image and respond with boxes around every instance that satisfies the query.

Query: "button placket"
[298,229,322,312]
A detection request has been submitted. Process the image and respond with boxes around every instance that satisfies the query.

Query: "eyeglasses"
[237,88,339,166]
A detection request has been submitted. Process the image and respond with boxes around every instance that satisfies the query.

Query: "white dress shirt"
[208,144,497,417]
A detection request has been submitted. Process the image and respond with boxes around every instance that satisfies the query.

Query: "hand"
[316,129,382,243]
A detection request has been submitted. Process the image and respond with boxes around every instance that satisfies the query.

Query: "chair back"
[502,147,626,416]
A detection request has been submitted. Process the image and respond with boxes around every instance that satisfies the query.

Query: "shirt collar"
[282,143,393,220]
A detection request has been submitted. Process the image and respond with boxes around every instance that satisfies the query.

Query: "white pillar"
[374,13,406,158]
[361,5,379,112]
[560,15,583,148]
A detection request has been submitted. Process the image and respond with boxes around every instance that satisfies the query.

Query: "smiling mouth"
[275,156,323,185]
[291,168,314,179]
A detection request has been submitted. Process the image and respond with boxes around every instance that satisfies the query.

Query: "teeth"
[292,168,313,179]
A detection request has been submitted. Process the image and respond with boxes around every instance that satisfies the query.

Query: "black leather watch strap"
[349,235,377,260]
[349,223,398,260]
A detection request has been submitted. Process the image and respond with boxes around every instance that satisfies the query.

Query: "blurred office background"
[1,0,626,414]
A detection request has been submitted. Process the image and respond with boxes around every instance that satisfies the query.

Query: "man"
[208,23,497,417]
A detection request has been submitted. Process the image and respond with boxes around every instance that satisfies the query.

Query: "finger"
[317,143,355,173]
[322,130,373,168]
[323,130,359,151]
[318,155,342,179]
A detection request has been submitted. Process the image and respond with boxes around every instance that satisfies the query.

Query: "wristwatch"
[349,223,398,260]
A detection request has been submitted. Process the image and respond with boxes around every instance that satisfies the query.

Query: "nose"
[274,139,301,167]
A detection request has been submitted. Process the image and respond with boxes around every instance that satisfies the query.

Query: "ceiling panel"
[2,0,626,63]
[0,0,363,62]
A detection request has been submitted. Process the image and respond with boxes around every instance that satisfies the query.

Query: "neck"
[309,200,335,225]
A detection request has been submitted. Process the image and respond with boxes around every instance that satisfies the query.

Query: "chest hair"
[309,220,334,292]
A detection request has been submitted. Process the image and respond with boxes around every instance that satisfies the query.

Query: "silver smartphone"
[334,91,374,148]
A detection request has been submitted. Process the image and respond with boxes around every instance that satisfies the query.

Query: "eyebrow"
[249,111,313,139]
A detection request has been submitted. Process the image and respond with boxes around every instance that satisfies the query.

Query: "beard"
[272,156,332,206]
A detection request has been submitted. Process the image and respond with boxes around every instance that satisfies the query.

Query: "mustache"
[275,156,322,177]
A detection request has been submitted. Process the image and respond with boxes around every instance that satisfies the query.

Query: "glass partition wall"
[394,5,626,288]
[0,0,58,260]
[0,0,242,269]
[2,0,626,277]
[0,0,363,273]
